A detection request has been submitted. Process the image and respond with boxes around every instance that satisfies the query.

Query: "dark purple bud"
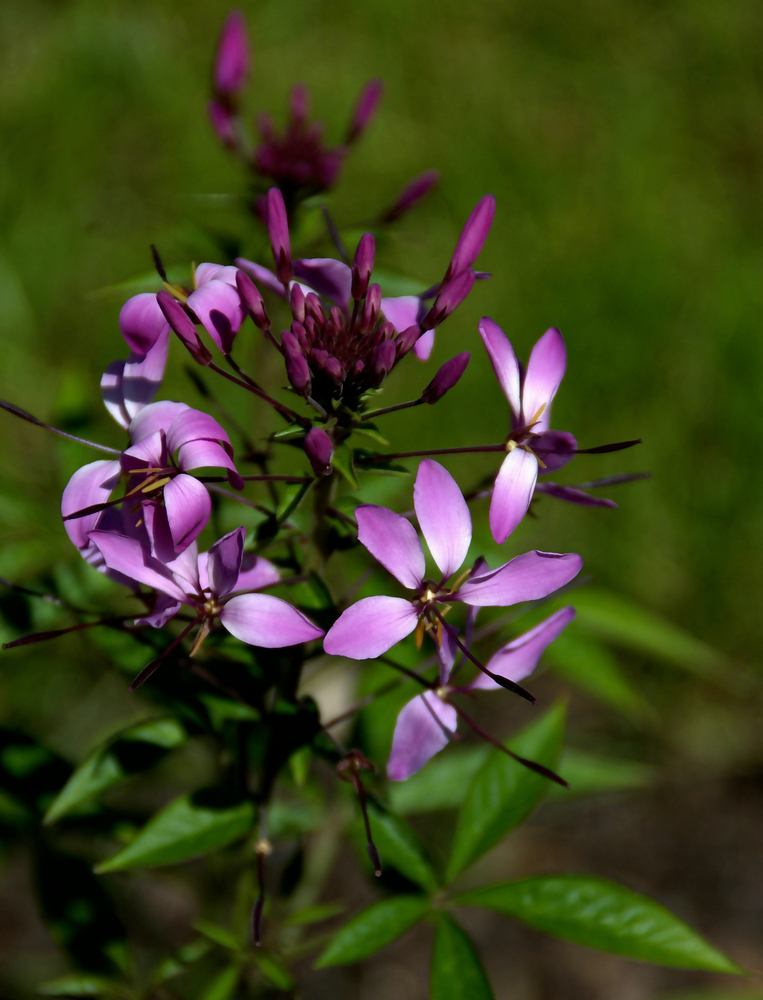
[361,283,381,332]
[156,291,212,365]
[310,348,328,369]
[289,82,310,123]
[371,340,396,384]
[290,283,306,323]
[373,321,395,346]
[284,349,311,396]
[304,317,319,344]
[422,268,476,330]
[346,79,384,144]
[449,194,495,277]
[281,330,302,355]
[329,306,346,331]
[235,270,270,329]
[213,11,250,97]
[322,319,338,349]
[351,233,376,300]
[324,356,346,384]
[207,100,236,149]
[383,169,440,223]
[421,351,470,403]
[304,427,333,477]
[305,293,326,325]
[395,324,421,357]
[266,187,292,285]
[290,322,310,354]
[351,359,365,377]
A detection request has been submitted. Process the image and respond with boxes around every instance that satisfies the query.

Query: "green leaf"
[455,876,743,973]
[431,915,495,1000]
[446,703,566,882]
[332,443,359,489]
[254,952,295,992]
[284,901,346,926]
[352,422,389,446]
[94,789,255,872]
[288,745,311,787]
[37,975,125,997]
[315,896,430,967]
[44,717,187,825]
[0,787,33,828]
[365,804,439,891]
[543,631,654,721]
[388,747,490,815]
[199,964,239,1000]
[549,749,655,799]
[194,919,242,951]
[277,480,311,524]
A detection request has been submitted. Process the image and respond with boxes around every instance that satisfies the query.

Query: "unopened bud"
[346,79,384,144]
[289,82,310,124]
[304,427,333,477]
[449,194,495,278]
[281,330,302,355]
[290,283,306,323]
[324,356,346,385]
[284,349,311,396]
[266,187,292,285]
[329,306,346,332]
[156,291,212,365]
[290,322,310,354]
[371,340,396,384]
[213,11,250,97]
[351,233,376,300]
[422,269,476,330]
[373,321,395,346]
[361,283,381,332]
[421,351,470,403]
[395,324,420,357]
[305,292,326,325]
[382,169,439,223]
[235,270,270,329]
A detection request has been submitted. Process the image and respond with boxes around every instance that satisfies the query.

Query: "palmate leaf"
[430,915,495,1000]
[94,788,255,872]
[363,803,439,891]
[445,703,566,883]
[315,895,430,968]
[455,876,743,973]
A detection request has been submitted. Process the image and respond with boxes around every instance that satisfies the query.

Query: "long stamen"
[352,770,381,877]
[0,399,121,455]
[572,438,642,455]
[364,443,505,462]
[207,361,310,427]
[2,615,137,649]
[357,398,424,421]
[128,617,201,691]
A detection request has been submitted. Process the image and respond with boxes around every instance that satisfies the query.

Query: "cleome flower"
[323,459,582,662]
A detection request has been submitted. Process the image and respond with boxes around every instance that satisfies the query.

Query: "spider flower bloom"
[90,524,323,650]
[323,460,582,660]
[387,606,576,780]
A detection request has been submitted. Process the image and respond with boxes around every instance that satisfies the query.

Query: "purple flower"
[387,606,575,781]
[89,524,323,650]
[213,11,250,98]
[381,169,440,224]
[479,317,580,543]
[322,460,582,660]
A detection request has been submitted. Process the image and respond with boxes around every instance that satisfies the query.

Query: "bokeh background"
[1,0,762,997]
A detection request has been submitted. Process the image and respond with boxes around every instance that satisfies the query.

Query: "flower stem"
[363,443,505,462]
[208,362,310,427]
[0,399,121,455]
[357,398,424,421]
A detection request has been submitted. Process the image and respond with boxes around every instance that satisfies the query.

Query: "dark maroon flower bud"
[156,291,213,365]
[213,10,250,97]
[382,169,440,223]
[281,330,302,355]
[290,283,306,323]
[329,306,346,331]
[304,427,333,477]
[361,283,382,332]
[290,82,310,124]
[324,356,346,384]
[422,268,476,330]
[395,324,421,357]
[449,194,495,278]
[305,292,326,325]
[208,100,237,149]
[346,79,384,144]
[304,317,319,344]
[351,359,365,377]
[290,321,310,354]
[284,349,311,396]
[266,187,292,285]
[373,321,395,346]
[310,348,329,369]
[322,319,338,350]
[421,352,470,403]
[371,340,396,384]
[235,270,270,329]
[351,233,376,300]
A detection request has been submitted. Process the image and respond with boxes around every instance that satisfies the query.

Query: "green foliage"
[36,975,127,997]
[363,803,439,891]
[456,876,743,973]
[388,746,490,814]
[315,896,430,968]
[446,703,566,882]
[199,965,239,1000]
[430,915,495,1000]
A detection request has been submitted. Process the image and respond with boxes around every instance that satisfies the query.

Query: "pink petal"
[534,482,617,508]
[120,327,170,422]
[489,448,538,544]
[62,460,122,550]
[292,258,352,308]
[165,408,234,457]
[195,263,240,288]
[457,550,583,608]
[470,606,576,690]
[387,692,457,781]
[135,595,183,629]
[176,438,240,481]
[532,430,577,473]
[478,316,521,420]
[235,553,281,591]
[206,527,245,598]
[522,327,567,431]
[88,530,186,601]
[234,258,287,299]
[121,431,167,475]
[119,293,169,357]
[413,460,471,580]
[164,474,212,553]
[220,594,324,647]
[100,361,130,429]
[129,401,188,444]
[411,328,435,361]
[323,596,418,659]
[186,279,245,354]
[356,505,425,590]
[381,295,425,333]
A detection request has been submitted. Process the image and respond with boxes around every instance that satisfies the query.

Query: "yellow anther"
[255,838,273,856]
[522,444,546,469]
[414,618,425,650]
[528,402,547,427]
[189,619,212,657]
[135,518,143,528]
[436,619,442,648]
[447,569,472,595]
[435,687,448,700]
[421,588,436,604]
[162,280,188,303]
[203,598,221,616]
[141,476,171,493]
[505,439,518,453]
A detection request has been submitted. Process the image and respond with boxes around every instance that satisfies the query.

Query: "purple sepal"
[304,427,333,477]
[266,188,292,285]
[156,291,212,365]
[351,233,375,300]
[449,194,495,276]
[208,100,236,148]
[235,270,270,329]
[213,10,250,96]
[534,482,617,508]
[422,269,475,330]
[285,349,311,395]
[421,352,470,403]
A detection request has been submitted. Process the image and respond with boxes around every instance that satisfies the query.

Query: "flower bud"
[382,169,439,223]
[422,268,476,330]
[346,79,383,144]
[289,82,310,124]
[156,291,212,365]
[421,352,470,403]
[373,321,395,346]
[266,187,292,285]
[213,11,250,97]
[449,194,495,278]
[304,427,333,477]
[305,292,326,325]
[361,283,381,332]
[351,233,376,300]
[284,349,311,396]
[235,270,270,329]
[207,100,237,149]
[371,340,396,384]
[324,356,346,385]
[290,283,306,323]
[290,321,310,354]
[330,306,346,332]
[281,330,302,355]
[395,324,421,357]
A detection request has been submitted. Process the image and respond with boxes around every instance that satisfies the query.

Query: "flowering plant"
[0,9,744,999]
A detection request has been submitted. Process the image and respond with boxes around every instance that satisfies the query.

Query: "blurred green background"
[1,0,762,996]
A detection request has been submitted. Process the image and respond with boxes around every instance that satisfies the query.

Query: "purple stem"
[0,399,120,455]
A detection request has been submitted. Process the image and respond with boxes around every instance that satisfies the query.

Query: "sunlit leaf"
[315,895,430,967]
[352,422,389,446]
[446,703,566,883]
[455,875,743,973]
[431,915,494,1000]
[364,803,439,891]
